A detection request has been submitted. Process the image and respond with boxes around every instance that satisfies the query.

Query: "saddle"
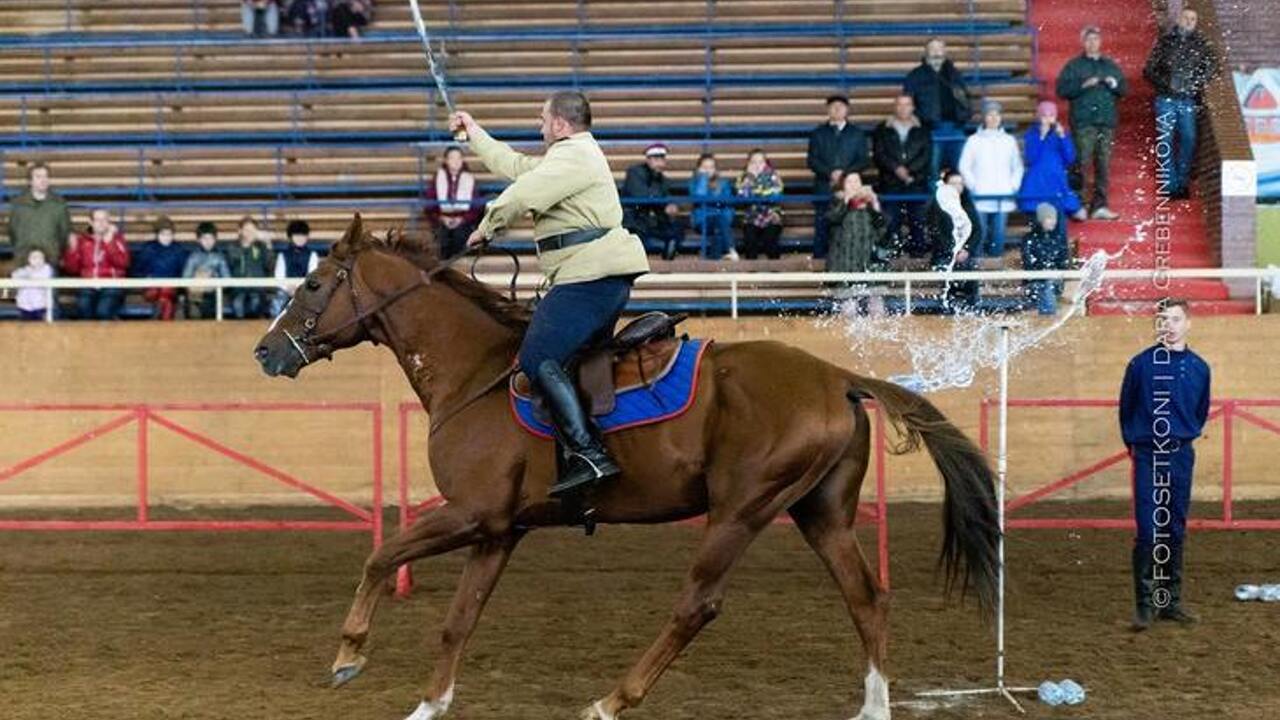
[513,312,688,417]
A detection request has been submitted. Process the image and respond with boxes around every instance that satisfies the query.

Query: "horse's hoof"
[579,700,616,720]
[331,655,367,688]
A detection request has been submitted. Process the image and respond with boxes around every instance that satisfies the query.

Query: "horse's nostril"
[254,346,269,362]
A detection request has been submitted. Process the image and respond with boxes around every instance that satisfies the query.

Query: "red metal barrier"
[395,400,891,596]
[979,398,1280,531]
[0,403,383,545]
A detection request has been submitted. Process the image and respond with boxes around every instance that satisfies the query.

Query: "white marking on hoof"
[851,666,890,720]
[579,700,616,720]
[404,684,454,720]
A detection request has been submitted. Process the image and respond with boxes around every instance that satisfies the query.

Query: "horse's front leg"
[332,502,484,687]
[403,533,522,720]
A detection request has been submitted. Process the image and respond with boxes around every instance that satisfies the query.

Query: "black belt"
[535,227,608,253]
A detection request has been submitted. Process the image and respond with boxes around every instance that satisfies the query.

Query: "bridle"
[278,239,523,433]
[284,241,521,363]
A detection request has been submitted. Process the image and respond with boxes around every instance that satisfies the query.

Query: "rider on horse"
[449,91,651,499]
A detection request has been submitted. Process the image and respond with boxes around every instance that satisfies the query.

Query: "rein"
[286,238,525,434]
[302,241,522,354]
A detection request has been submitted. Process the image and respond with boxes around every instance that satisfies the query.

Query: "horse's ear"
[339,214,366,251]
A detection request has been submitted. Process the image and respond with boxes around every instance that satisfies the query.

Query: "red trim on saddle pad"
[509,339,713,440]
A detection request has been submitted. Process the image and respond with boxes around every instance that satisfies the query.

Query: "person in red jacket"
[62,208,130,320]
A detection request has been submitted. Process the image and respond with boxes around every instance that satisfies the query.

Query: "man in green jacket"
[1055,26,1127,221]
[7,162,73,268]
[450,91,650,499]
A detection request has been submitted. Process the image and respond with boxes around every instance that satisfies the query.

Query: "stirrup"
[547,451,619,499]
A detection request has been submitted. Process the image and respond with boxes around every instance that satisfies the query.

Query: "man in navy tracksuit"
[1118,299,1211,631]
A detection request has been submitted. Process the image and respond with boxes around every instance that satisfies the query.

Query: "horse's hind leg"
[583,519,764,719]
[788,437,892,720]
[332,502,484,687]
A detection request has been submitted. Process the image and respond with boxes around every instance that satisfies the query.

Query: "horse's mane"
[366,227,532,330]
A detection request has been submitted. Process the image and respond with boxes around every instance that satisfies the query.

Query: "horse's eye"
[305,277,321,291]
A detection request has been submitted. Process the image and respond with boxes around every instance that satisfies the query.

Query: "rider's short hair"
[547,91,592,131]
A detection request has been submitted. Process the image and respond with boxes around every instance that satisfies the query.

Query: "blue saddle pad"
[510,339,710,439]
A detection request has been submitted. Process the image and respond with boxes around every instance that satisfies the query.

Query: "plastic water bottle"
[1059,679,1086,705]
[1236,584,1262,601]
[1038,680,1065,706]
[1262,584,1280,602]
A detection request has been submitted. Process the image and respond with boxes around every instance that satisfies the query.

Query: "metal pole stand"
[910,325,1035,713]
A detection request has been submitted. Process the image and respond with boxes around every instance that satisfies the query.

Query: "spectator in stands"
[622,144,682,260]
[242,0,280,36]
[904,38,973,178]
[735,148,785,260]
[1144,8,1219,200]
[1022,203,1070,316]
[331,0,374,39]
[7,163,72,272]
[688,153,737,260]
[133,216,189,321]
[926,170,980,310]
[226,216,274,319]
[271,219,321,316]
[1055,26,1126,220]
[62,208,130,320]
[10,249,54,321]
[283,0,325,36]
[958,100,1023,259]
[872,94,931,258]
[826,173,885,273]
[183,222,232,320]
[425,146,483,258]
[806,95,869,260]
[1018,101,1084,225]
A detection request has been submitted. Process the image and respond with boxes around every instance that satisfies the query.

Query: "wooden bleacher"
[0,1,1027,35]
[0,35,1032,90]
[1,0,1041,305]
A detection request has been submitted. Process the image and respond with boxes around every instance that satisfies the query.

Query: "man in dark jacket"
[1056,26,1127,220]
[1119,299,1211,631]
[806,95,869,259]
[903,38,972,178]
[1143,9,1219,199]
[872,94,932,257]
[6,163,72,269]
[621,144,683,260]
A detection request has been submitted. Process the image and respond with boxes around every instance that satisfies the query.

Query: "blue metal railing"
[0,80,1031,148]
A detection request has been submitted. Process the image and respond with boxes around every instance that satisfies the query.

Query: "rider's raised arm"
[476,150,592,239]
[468,124,542,181]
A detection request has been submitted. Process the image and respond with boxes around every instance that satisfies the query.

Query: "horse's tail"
[845,373,1000,615]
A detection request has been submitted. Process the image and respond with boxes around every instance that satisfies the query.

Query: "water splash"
[831,248,1120,394]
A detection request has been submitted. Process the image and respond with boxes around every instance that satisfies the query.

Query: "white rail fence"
[1,267,1276,321]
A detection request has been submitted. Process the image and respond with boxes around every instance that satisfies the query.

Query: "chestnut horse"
[254,217,999,720]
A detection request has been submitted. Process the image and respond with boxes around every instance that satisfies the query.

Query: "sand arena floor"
[2,501,1278,719]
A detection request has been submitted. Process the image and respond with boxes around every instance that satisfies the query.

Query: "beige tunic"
[469,126,651,285]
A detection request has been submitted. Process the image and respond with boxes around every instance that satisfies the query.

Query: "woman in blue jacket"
[1017,101,1084,224]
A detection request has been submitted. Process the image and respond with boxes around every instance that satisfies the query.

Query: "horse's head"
[255,215,377,378]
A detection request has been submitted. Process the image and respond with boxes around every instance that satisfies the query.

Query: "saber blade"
[407,0,467,140]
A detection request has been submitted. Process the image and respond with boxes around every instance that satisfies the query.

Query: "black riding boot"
[1131,544,1155,632]
[534,360,621,498]
[1157,544,1198,624]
